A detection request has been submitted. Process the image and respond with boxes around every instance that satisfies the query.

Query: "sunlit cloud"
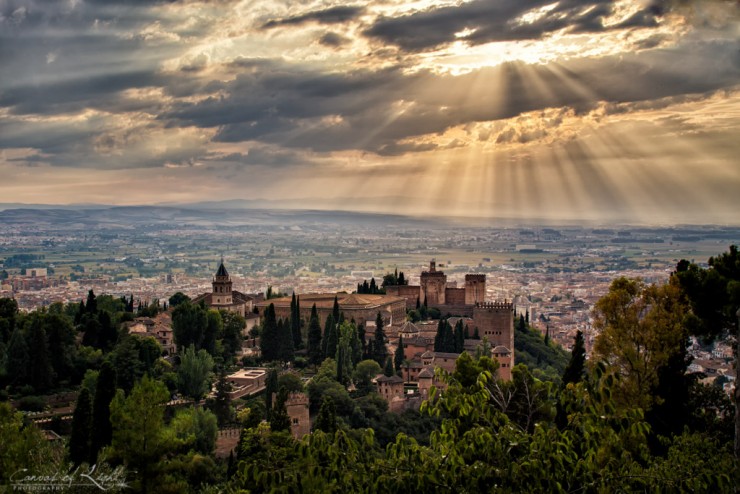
[0,0,737,224]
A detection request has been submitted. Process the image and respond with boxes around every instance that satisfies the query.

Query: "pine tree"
[394,335,405,375]
[91,360,116,462]
[373,312,387,366]
[69,387,92,466]
[307,304,323,366]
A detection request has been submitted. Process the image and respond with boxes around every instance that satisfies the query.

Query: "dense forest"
[0,247,738,492]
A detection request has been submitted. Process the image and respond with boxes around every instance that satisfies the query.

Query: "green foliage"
[353,359,381,391]
[593,278,689,411]
[514,317,569,381]
[561,330,586,387]
[315,396,337,433]
[91,360,116,462]
[212,370,233,427]
[307,304,323,366]
[220,310,245,362]
[0,402,56,485]
[168,292,190,308]
[322,314,337,361]
[260,303,280,361]
[278,372,304,394]
[270,389,292,433]
[394,334,405,374]
[172,301,207,352]
[171,406,218,455]
[373,312,387,366]
[69,387,92,466]
[177,345,214,401]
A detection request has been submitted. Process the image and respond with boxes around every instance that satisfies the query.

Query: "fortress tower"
[420,259,447,305]
[464,274,486,305]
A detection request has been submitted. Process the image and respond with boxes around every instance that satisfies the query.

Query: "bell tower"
[212,257,233,306]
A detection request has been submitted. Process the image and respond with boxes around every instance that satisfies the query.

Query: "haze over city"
[1,0,738,224]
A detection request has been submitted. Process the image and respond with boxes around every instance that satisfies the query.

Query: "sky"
[1,0,739,224]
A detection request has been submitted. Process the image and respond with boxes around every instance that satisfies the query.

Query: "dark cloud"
[364,0,663,52]
[318,31,351,48]
[262,5,365,29]
[161,38,739,155]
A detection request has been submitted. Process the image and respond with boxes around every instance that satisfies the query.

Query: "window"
[293,418,299,425]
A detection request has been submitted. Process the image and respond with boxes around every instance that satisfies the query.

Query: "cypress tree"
[394,335,405,375]
[69,387,92,466]
[90,360,116,462]
[213,370,232,426]
[86,289,97,314]
[261,304,279,361]
[545,325,550,346]
[357,323,366,359]
[264,368,279,419]
[383,357,394,377]
[269,388,291,433]
[322,314,337,360]
[561,330,586,387]
[27,320,53,391]
[307,304,323,366]
[291,294,302,349]
[434,319,445,352]
[454,320,465,353]
[332,296,340,325]
[373,312,388,366]
[314,396,337,433]
[6,327,29,387]
[277,318,294,362]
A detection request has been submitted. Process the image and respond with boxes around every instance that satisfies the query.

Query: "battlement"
[465,274,486,281]
[420,271,446,278]
[286,392,309,406]
[475,301,513,310]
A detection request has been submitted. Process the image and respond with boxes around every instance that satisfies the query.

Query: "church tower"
[212,258,233,306]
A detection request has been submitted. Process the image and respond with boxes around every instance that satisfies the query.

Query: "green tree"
[203,309,222,356]
[0,403,54,484]
[394,334,405,375]
[109,375,174,493]
[270,389,291,433]
[383,357,394,377]
[168,292,190,308]
[322,314,337,360]
[68,387,92,466]
[592,278,689,411]
[220,310,245,361]
[260,304,279,361]
[314,396,337,433]
[277,317,294,362]
[264,368,279,418]
[307,304,323,366]
[172,301,206,352]
[177,345,214,402]
[6,326,29,387]
[171,406,218,455]
[674,245,740,457]
[290,293,302,349]
[212,370,232,427]
[91,360,117,462]
[373,312,388,366]
[354,359,381,392]
[26,319,53,391]
[562,330,586,387]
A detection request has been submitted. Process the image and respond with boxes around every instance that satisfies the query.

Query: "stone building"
[192,260,257,319]
[255,292,407,330]
[385,260,487,316]
[286,392,310,439]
